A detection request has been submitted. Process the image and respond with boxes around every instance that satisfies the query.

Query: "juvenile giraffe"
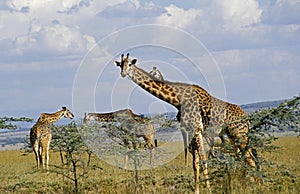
[30,107,74,170]
[115,53,259,193]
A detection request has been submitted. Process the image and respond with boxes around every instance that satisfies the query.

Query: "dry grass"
[0,136,299,193]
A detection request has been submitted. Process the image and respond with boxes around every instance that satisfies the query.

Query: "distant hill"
[241,99,285,113]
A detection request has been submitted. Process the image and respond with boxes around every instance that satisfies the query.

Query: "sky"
[0,0,299,119]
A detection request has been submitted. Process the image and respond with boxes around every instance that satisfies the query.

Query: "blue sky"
[0,0,299,119]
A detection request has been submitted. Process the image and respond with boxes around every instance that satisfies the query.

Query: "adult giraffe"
[114,53,259,193]
[83,108,157,168]
[30,107,74,170]
[83,109,157,149]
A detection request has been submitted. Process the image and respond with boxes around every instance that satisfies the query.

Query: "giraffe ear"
[115,61,121,66]
[131,59,137,65]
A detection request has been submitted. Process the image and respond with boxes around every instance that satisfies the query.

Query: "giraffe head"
[60,106,74,119]
[114,53,137,77]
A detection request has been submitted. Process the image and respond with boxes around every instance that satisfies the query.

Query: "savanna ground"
[0,136,299,194]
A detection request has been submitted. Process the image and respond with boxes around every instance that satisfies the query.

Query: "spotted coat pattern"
[115,53,257,193]
[83,109,156,149]
[30,107,74,170]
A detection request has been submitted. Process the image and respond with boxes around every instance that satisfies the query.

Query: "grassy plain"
[0,136,299,193]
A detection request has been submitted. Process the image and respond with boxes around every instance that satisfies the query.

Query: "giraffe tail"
[154,139,158,147]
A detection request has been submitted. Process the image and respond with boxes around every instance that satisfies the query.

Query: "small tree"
[50,122,95,193]
[0,117,33,129]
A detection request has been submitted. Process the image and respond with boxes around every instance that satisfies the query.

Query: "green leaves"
[50,122,92,193]
[249,94,300,133]
[0,117,33,130]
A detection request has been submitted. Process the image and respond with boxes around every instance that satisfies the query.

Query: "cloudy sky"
[1,0,299,118]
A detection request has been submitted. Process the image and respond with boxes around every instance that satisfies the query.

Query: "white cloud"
[155,4,202,29]
[6,0,29,12]
[211,0,262,31]
[0,16,97,61]
[97,0,164,18]
[5,0,93,13]
[1,0,300,115]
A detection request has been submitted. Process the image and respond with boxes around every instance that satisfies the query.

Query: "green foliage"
[0,116,33,130]
[249,94,299,133]
[50,122,97,193]
[13,95,300,193]
[206,95,300,193]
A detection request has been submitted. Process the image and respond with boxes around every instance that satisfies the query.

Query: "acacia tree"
[50,122,96,193]
[0,117,33,129]
[207,95,299,193]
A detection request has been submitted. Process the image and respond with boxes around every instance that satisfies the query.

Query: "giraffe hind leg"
[32,142,40,169]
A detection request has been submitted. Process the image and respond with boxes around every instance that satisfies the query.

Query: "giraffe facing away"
[114,53,259,193]
[30,107,74,170]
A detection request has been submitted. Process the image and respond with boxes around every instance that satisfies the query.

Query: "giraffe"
[149,66,164,80]
[83,108,156,148]
[150,66,223,163]
[114,53,259,193]
[83,108,157,167]
[30,107,74,170]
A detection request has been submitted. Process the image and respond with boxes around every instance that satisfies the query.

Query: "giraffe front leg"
[45,148,49,171]
[45,135,52,171]
[181,128,189,165]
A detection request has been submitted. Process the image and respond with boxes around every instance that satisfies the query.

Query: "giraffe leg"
[197,133,211,190]
[204,135,215,158]
[190,132,211,194]
[39,146,43,168]
[191,145,200,194]
[124,154,129,169]
[39,139,49,171]
[33,142,40,169]
[40,146,46,170]
[45,134,52,171]
[181,129,189,165]
[232,128,262,184]
[149,147,154,166]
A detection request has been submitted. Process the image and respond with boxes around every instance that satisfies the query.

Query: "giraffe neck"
[128,65,182,108]
[39,110,64,124]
